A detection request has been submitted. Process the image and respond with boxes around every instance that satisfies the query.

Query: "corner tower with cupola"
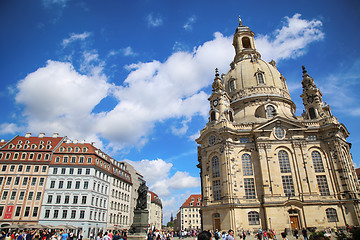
[196,18,360,234]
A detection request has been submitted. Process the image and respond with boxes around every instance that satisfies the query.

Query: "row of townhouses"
[0,133,162,237]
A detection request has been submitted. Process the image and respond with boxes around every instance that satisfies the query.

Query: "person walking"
[301,229,308,240]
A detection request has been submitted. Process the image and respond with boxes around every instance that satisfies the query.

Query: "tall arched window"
[278,150,291,173]
[229,111,234,122]
[212,156,220,178]
[326,208,338,222]
[242,154,253,176]
[309,108,316,119]
[210,111,216,121]
[266,105,275,118]
[312,151,325,172]
[248,211,260,225]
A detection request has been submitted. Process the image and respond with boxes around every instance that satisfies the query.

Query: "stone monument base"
[127,209,149,240]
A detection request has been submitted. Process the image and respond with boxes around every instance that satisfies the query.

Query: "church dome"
[223,57,292,102]
[220,19,296,123]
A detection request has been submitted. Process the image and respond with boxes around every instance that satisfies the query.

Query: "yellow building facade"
[196,20,360,234]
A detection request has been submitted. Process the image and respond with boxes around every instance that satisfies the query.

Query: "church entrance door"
[214,218,221,230]
[290,216,300,230]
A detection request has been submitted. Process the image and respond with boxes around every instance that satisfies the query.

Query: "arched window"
[210,111,216,121]
[242,154,253,176]
[309,108,316,119]
[312,151,325,172]
[248,211,260,225]
[229,79,235,92]
[212,156,220,178]
[257,73,264,84]
[242,37,251,49]
[278,150,291,173]
[326,208,338,222]
[229,111,234,122]
[266,105,275,118]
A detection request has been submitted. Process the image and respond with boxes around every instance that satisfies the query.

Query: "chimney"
[52,133,59,138]
[25,133,31,138]
[81,140,85,144]
[73,139,78,144]
[39,133,45,138]
[91,142,95,146]
[1,139,4,143]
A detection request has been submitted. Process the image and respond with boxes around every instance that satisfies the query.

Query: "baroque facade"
[196,20,360,233]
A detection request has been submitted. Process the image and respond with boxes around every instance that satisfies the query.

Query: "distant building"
[176,194,201,231]
[356,168,360,184]
[148,191,162,230]
[126,163,146,229]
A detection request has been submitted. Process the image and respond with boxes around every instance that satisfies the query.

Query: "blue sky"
[1,0,360,224]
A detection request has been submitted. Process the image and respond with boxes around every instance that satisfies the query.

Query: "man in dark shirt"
[147,230,155,240]
[112,231,121,240]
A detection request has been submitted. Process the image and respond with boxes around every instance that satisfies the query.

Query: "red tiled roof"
[149,191,162,207]
[1,135,64,151]
[355,168,360,178]
[181,194,202,208]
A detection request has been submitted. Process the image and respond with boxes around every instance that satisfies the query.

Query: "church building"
[196,19,360,233]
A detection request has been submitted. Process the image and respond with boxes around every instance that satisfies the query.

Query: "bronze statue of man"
[136,182,148,210]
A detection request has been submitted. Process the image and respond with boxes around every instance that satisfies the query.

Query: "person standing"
[61,231,68,240]
[147,230,155,240]
[293,229,298,240]
[224,230,234,240]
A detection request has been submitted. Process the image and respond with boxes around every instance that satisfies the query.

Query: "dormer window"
[266,105,276,118]
[229,79,236,92]
[257,73,264,84]
[255,69,265,84]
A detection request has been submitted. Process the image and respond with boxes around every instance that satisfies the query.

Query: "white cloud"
[42,0,69,8]
[0,123,22,135]
[317,59,360,116]
[255,13,324,62]
[184,16,196,31]
[62,32,91,48]
[14,60,110,148]
[6,15,326,152]
[146,13,163,27]
[188,131,200,142]
[126,158,200,197]
[108,47,137,58]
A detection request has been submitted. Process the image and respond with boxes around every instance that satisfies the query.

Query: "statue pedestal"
[128,209,149,240]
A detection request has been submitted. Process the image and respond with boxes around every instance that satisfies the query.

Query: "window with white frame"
[248,211,260,225]
[212,156,220,178]
[242,154,253,176]
[312,151,325,172]
[278,150,291,173]
[316,175,330,196]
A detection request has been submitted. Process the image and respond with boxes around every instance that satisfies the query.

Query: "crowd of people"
[0,229,82,240]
